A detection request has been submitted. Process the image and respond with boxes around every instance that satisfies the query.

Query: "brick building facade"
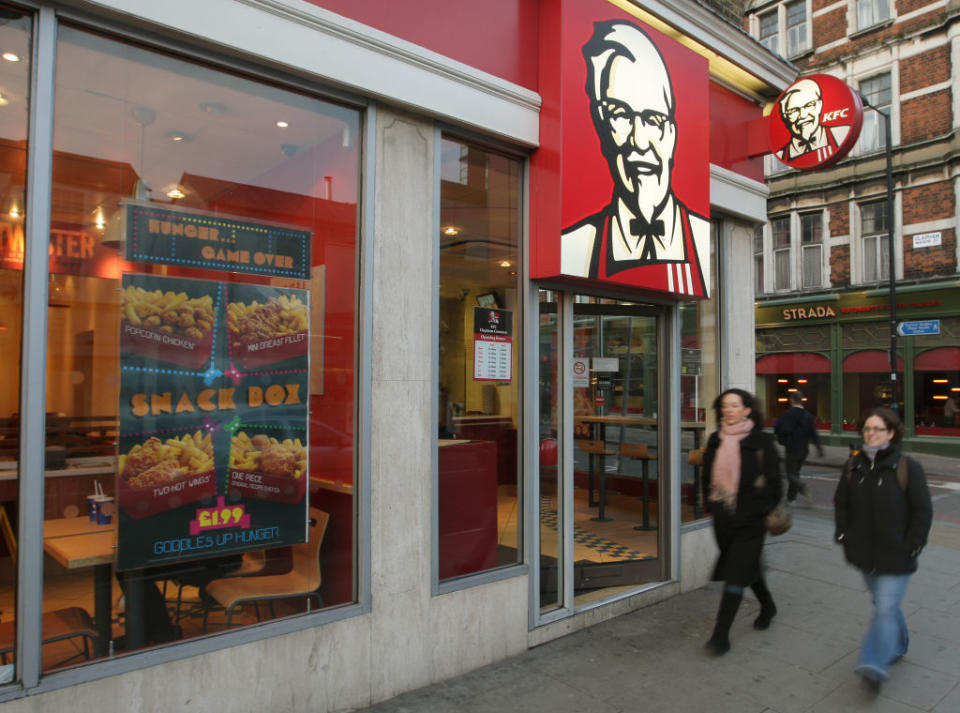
[746,0,960,455]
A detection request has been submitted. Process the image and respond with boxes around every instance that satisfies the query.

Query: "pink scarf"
[709,418,755,512]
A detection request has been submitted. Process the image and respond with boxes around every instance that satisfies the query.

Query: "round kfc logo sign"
[769,74,863,170]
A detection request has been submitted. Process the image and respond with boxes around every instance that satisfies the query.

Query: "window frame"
[859,200,890,284]
[771,215,792,292]
[753,1,810,59]
[799,211,823,289]
[857,72,893,155]
[855,0,891,32]
[753,224,765,295]
[8,5,374,697]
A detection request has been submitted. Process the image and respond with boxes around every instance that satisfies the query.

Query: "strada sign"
[783,305,837,320]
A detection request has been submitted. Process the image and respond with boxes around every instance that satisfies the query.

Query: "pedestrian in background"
[834,407,932,694]
[702,388,782,655]
[774,391,823,502]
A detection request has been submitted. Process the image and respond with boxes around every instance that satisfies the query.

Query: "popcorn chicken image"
[121,285,215,341]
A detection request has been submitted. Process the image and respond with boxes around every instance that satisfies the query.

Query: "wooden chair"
[202,509,329,630]
[578,439,615,520]
[0,607,98,667]
[0,512,97,667]
[621,443,657,531]
[687,447,706,518]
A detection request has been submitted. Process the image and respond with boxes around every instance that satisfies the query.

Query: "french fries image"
[122,285,215,340]
[230,431,306,479]
[120,431,214,488]
[227,295,307,346]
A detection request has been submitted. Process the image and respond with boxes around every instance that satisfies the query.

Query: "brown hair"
[857,406,904,442]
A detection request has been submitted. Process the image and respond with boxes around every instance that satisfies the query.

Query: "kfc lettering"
[769,74,863,170]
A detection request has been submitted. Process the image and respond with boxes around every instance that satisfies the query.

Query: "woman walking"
[702,388,782,655]
[834,407,932,693]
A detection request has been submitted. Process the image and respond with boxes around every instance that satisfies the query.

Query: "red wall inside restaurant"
[308,0,540,90]
[709,83,765,182]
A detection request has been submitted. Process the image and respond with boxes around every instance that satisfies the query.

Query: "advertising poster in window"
[117,272,309,570]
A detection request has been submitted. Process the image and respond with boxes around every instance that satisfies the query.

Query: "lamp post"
[859,92,898,412]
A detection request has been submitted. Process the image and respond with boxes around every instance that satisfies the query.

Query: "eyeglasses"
[862,426,889,433]
[783,99,820,122]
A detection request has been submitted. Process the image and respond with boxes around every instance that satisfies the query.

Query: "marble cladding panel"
[371,378,432,596]
[372,108,434,385]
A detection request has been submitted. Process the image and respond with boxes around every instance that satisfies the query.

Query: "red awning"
[915,347,960,371]
[843,350,904,373]
[756,352,830,374]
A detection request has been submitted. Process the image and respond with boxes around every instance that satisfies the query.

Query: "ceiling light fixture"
[167,187,185,200]
[499,260,512,268]
[1,52,19,62]
[0,93,8,107]
[276,120,289,128]
[442,226,460,236]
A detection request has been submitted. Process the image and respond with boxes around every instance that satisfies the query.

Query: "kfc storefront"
[0,1,793,710]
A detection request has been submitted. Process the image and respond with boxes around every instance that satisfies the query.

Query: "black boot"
[751,578,777,630]
[706,590,742,655]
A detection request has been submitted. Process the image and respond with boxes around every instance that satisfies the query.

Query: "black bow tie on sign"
[794,134,817,154]
[629,215,665,261]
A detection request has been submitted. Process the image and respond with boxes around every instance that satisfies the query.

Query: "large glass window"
[0,5,29,684]
[858,73,891,153]
[800,212,822,288]
[34,24,360,666]
[861,201,889,283]
[772,216,791,291]
[912,322,960,437]
[437,137,521,582]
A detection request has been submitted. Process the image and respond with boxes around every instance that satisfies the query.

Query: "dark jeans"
[784,453,806,501]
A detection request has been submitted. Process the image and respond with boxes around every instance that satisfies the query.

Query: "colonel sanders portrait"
[776,78,850,165]
[560,20,709,294]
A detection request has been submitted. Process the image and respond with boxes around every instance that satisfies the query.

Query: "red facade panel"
[308,0,540,90]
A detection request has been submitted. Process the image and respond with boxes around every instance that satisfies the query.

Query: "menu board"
[473,307,512,382]
[117,273,309,570]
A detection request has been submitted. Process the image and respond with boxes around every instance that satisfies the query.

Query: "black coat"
[774,406,822,458]
[834,445,932,575]
[702,427,783,586]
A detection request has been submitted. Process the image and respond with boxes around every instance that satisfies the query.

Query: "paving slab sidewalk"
[345,511,960,713]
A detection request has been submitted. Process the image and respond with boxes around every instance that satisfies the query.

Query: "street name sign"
[896,320,940,336]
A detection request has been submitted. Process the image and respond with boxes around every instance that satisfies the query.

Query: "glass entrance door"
[536,291,665,615]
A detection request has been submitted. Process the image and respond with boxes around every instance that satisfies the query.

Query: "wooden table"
[43,518,115,657]
[577,415,657,522]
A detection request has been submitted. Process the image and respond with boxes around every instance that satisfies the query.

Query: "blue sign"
[896,320,940,336]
